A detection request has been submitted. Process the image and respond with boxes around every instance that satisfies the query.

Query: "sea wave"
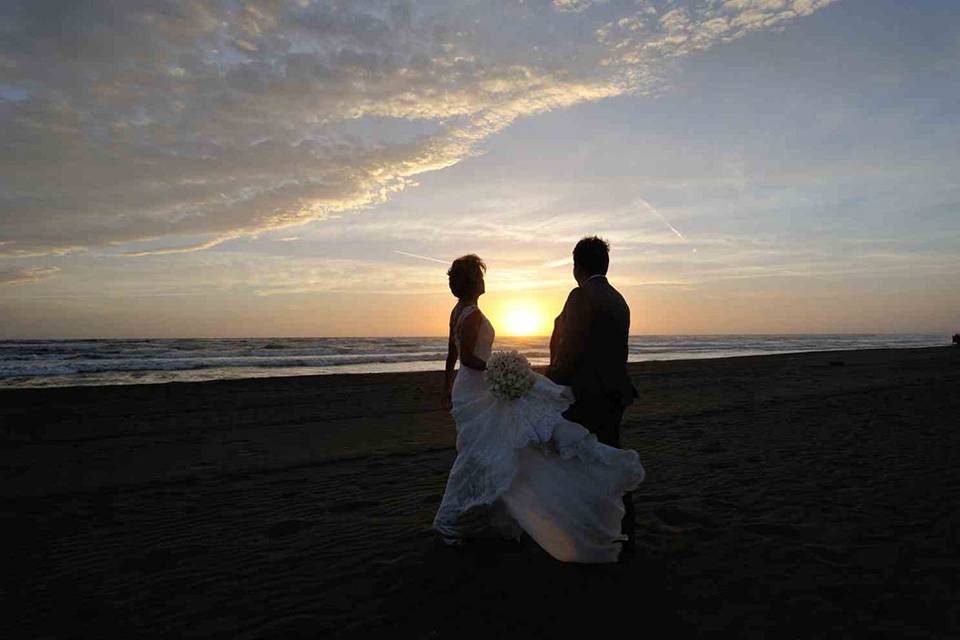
[0,334,948,388]
[0,351,455,378]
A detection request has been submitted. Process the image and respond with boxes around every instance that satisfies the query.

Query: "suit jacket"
[546,275,638,408]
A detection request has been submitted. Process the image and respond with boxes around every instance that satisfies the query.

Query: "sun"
[501,303,547,337]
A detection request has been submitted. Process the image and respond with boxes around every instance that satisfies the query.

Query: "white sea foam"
[0,335,947,388]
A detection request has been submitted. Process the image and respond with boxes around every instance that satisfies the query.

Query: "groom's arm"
[546,288,589,385]
[549,314,562,363]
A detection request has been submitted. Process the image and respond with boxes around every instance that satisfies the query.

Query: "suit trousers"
[562,395,636,545]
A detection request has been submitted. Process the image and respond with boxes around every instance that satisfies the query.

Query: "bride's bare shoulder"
[459,307,482,330]
[449,303,462,328]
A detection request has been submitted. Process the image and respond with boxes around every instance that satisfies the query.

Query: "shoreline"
[0,343,952,392]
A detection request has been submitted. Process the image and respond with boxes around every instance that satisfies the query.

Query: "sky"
[1,0,958,338]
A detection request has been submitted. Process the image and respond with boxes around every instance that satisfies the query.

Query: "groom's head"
[572,236,609,284]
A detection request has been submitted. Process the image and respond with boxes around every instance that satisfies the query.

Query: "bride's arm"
[442,308,459,410]
[458,312,487,372]
[547,288,588,384]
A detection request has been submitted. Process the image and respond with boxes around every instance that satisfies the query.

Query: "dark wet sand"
[2,347,958,638]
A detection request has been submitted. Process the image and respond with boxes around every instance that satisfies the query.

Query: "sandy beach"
[2,346,958,638]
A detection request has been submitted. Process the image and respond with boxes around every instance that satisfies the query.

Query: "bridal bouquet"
[485,350,535,401]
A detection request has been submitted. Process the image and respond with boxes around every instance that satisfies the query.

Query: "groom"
[546,236,639,554]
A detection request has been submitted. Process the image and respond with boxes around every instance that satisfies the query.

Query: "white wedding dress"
[433,305,645,563]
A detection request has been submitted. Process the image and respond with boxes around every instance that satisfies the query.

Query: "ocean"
[0,334,948,389]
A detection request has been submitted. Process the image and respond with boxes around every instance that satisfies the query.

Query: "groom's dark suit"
[546,274,638,544]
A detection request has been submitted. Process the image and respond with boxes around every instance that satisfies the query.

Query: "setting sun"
[500,303,550,337]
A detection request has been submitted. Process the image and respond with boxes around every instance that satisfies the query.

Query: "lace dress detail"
[433,306,645,563]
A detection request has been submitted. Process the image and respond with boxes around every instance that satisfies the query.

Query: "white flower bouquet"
[485,350,535,401]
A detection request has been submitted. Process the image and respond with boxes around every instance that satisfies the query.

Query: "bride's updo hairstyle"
[448,254,486,299]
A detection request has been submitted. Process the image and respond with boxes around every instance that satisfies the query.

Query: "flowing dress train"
[433,305,645,563]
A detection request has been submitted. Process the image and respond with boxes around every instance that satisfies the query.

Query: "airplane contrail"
[394,250,449,264]
[634,197,687,241]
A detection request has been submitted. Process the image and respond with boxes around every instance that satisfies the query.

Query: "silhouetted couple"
[434,236,643,563]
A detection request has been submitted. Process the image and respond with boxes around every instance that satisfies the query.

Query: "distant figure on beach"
[953,334,959,346]
[433,243,644,563]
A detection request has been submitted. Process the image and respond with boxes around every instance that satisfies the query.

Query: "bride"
[434,254,645,563]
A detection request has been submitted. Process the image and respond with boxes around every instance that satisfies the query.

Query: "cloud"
[0,0,838,258]
[552,0,607,12]
[0,266,60,286]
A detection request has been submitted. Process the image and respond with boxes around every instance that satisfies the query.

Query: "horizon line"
[0,332,952,341]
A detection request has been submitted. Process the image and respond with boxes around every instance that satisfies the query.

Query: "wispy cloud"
[0,266,60,286]
[0,0,838,261]
[121,236,242,257]
[552,0,607,12]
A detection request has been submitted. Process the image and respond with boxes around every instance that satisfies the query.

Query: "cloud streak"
[0,0,837,259]
[0,266,60,286]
